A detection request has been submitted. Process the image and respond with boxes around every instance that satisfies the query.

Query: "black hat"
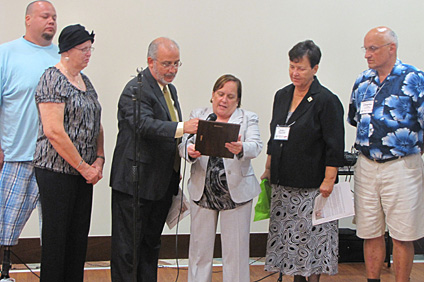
[58,24,95,54]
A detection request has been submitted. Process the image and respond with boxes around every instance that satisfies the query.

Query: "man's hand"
[183,118,199,134]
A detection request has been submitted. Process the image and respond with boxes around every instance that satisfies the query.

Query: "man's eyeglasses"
[156,60,182,69]
[361,42,392,53]
[75,47,95,54]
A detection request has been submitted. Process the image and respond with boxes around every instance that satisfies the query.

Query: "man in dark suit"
[110,37,199,282]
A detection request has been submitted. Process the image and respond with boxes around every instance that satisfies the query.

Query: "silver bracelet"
[76,159,84,170]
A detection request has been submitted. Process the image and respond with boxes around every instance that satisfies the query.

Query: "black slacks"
[35,168,93,282]
[111,171,177,282]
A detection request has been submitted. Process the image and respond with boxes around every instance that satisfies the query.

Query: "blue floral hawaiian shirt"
[348,59,424,161]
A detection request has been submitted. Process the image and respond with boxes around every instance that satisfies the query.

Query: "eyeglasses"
[361,42,392,53]
[155,60,182,69]
[75,47,95,54]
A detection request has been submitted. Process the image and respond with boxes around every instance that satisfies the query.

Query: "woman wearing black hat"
[33,24,103,281]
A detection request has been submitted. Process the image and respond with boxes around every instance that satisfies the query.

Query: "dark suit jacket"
[266,77,345,188]
[110,68,182,200]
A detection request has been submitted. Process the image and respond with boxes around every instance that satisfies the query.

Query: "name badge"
[360,100,374,114]
[274,125,290,141]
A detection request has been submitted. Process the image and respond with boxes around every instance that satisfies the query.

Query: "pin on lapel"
[307,97,313,102]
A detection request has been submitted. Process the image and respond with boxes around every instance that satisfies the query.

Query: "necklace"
[59,62,83,89]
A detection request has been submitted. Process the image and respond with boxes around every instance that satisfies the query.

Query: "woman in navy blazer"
[179,74,262,282]
[261,40,344,282]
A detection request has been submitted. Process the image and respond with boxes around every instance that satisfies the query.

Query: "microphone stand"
[131,67,143,282]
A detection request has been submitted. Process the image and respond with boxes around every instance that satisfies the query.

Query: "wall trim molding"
[4,234,266,264]
[5,231,424,264]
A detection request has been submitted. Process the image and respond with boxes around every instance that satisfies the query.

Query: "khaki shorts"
[354,154,424,241]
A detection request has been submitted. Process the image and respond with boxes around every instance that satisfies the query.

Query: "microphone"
[187,112,217,139]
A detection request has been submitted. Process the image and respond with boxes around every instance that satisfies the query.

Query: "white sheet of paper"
[166,187,190,229]
[312,182,355,226]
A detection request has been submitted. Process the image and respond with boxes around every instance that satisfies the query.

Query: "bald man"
[0,1,59,279]
[110,37,198,281]
[348,26,424,282]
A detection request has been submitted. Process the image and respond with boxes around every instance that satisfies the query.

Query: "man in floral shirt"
[348,26,424,282]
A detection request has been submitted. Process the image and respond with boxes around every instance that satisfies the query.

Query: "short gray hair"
[387,29,398,48]
[147,37,179,60]
[377,27,398,48]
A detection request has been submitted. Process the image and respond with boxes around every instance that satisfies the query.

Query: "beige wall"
[1,0,424,237]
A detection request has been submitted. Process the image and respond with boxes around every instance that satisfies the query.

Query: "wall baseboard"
[4,234,266,264]
[5,231,424,264]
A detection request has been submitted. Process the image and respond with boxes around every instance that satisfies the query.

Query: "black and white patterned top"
[195,156,248,210]
[33,67,102,175]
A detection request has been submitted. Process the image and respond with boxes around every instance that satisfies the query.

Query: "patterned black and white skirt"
[264,185,338,276]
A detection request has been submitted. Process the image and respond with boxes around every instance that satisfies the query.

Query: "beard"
[42,32,54,41]
[152,66,175,85]
[153,69,167,85]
